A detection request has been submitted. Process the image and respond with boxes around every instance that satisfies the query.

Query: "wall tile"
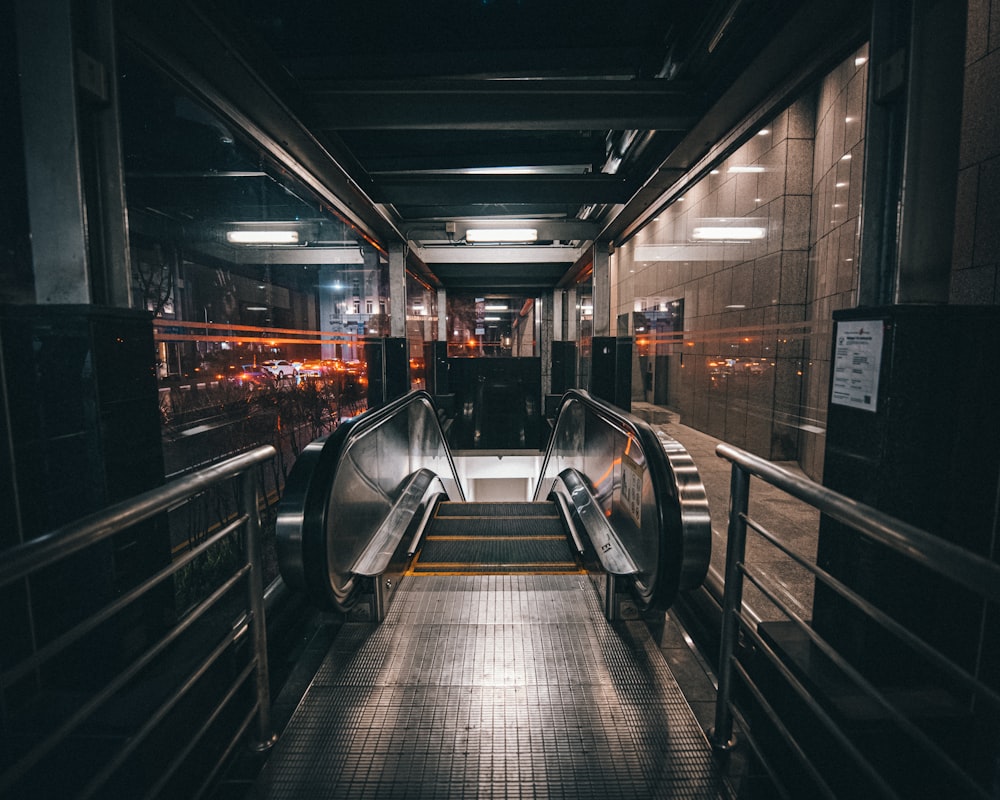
[960,49,1000,167]
[786,138,815,195]
[950,264,998,303]
[953,165,979,270]
[783,195,813,251]
[974,156,1000,266]
[753,253,781,308]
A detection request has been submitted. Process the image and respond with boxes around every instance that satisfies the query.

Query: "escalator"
[261,389,724,798]
[408,501,583,576]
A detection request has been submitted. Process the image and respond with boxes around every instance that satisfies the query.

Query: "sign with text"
[831,319,884,412]
[620,451,644,527]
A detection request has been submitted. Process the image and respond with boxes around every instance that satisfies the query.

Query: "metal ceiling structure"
[118,0,869,295]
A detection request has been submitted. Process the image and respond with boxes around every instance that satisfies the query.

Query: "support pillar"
[389,244,407,338]
[17,0,131,307]
[593,243,612,337]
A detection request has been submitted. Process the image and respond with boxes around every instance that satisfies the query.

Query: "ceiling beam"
[372,174,630,206]
[414,244,589,265]
[304,79,701,131]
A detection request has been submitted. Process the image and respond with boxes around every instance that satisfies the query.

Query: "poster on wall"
[831,319,884,412]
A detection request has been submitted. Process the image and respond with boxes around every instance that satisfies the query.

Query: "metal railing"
[711,442,1000,799]
[0,445,277,799]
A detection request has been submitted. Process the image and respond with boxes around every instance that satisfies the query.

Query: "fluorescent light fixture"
[227,230,299,244]
[727,166,765,174]
[484,316,502,322]
[466,228,537,243]
[484,304,509,311]
[246,305,268,311]
[692,225,767,241]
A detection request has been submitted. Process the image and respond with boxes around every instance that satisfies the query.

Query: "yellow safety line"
[404,551,585,576]
[406,565,586,576]
[434,515,560,520]
[424,535,566,541]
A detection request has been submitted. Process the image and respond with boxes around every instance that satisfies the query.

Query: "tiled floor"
[251,575,733,799]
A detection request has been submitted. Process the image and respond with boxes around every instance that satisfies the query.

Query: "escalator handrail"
[276,390,464,609]
[351,468,448,577]
[535,389,711,610]
[551,467,639,576]
[327,389,466,500]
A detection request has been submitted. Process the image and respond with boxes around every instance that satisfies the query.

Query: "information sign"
[831,319,884,412]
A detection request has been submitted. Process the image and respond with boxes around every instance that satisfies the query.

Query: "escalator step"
[410,500,582,575]
[413,536,579,572]
[429,515,565,538]
[435,501,557,518]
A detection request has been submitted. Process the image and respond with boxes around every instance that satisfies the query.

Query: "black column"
[590,336,632,412]
[0,304,171,678]
[364,336,409,408]
[813,305,1000,686]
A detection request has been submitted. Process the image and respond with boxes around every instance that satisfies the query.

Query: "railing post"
[604,573,618,621]
[711,461,750,752]
[243,469,277,752]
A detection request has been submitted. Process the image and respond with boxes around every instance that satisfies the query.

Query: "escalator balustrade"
[277,389,710,620]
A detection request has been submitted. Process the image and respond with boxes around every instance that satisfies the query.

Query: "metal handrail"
[534,389,711,612]
[0,444,277,799]
[711,442,1000,799]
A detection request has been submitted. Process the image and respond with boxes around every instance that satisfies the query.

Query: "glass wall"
[446,294,532,357]
[406,271,437,388]
[119,46,384,386]
[615,45,869,477]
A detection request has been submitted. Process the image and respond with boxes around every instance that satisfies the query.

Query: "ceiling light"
[727,166,765,174]
[227,230,299,244]
[484,316,502,321]
[692,226,767,241]
[484,304,509,311]
[466,228,537,243]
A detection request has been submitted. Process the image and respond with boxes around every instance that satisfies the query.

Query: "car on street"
[228,365,276,388]
[297,359,328,379]
[261,359,297,379]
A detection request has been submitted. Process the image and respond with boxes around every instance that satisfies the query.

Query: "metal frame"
[711,442,1000,799]
[0,445,278,799]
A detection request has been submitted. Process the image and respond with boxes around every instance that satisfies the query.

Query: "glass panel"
[446,293,530,357]
[406,271,436,389]
[119,48,383,389]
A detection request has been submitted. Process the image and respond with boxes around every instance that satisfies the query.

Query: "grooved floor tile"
[253,575,730,799]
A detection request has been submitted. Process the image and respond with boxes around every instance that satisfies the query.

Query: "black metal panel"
[365,336,410,409]
[590,336,632,412]
[445,357,544,450]
[0,304,170,674]
[423,340,449,396]
[814,305,1000,684]
[550,339,577,394]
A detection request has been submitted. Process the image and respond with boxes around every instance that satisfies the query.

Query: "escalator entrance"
[407,501,585,576]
